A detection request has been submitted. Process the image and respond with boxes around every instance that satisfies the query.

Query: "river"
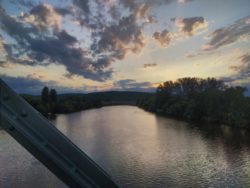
[1,106,250,187]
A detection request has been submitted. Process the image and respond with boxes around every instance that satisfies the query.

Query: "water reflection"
[1,106,250,187]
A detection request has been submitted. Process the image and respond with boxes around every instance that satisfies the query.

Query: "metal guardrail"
[0,79,119,188]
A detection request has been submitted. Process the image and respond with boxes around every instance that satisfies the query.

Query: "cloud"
[1,75,155,94]
[0,1,151,82]
[0,0,195,84]
[0,8,38,46]
[119,0,189,11]
[221,53,250,96]
[153,29,171,46]
[230,53,250,80]
[178,0,194,4]
[0,74,94,94]
[21,3,63,31]
[185,52,197,58]
[172,17,208,36]
[91,13,145,60]
[0,36,6,63]
[0,6,113,81]
[143,63,158,68]
[202,16,250,51]
[113,79,155,92]
[0,74,56,94]
[73,0,90,14]
[27,30,113,81]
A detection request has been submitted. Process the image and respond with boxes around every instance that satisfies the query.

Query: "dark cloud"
[153,29,171,46]
[144,63,158,68]
[54,7,73,16]
[172,16,207,36]
[178,0,194,4]
[120,0,182,11]
[9,0,35,8]
[230,53,250,80]
[0,0,194,84]
[114,79,155,92]
[0,5,113,81]
[91,13,145,60]
[73,0,90,14]
[0,74,91,94]
[86,0,187,61]
[27,30,113,81]
[0,74,55,94]
[220,75,249,96]
[221,53,250,96]
[203,16,250,51]
[0,1,150,82]
[21,3,63,31]
[0,8,37,46]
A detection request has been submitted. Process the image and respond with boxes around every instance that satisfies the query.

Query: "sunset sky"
[0,0,249,94]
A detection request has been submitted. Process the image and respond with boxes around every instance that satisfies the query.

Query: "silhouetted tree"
[41,86,50,104]
[50,89,57,103]
[49,89,57,114]
[39,86,49,115]
[139,77,250,128]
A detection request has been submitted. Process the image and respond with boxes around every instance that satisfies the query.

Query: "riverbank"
[137,100,250,129]
[137,78,250,129]
[140,106,250,132]
[22,91,151,116]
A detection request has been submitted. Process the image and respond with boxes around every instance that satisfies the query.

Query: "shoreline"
[139,106,250,131]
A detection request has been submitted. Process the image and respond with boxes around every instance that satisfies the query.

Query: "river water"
[1,106,250,187]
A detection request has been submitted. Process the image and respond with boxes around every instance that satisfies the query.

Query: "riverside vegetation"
[22,77,250,128]
[22,88,151,116]
[137,77,250,128]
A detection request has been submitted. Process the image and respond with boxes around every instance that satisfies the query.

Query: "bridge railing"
[0,79,119,188]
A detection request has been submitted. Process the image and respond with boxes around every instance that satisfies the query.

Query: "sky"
[0,0,249,94]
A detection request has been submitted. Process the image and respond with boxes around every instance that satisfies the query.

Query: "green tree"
[140,77,250,128]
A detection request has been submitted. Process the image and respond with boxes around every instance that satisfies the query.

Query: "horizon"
[0,0,249,95]
[15,79,250,96]
[19,89,156,96]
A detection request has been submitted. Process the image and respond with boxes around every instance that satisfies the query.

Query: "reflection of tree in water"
[154,115,250,187]
[185,122,250,173]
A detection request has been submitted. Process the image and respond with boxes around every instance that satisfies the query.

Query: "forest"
[137,77,250,128]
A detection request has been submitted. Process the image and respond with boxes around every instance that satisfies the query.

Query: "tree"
[50,89,57,103]
[140,77,250,128]
[49,89,57,114]
[41,86,50,104]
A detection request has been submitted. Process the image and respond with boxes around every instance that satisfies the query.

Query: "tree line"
[137,77,250,128]
[22,89,151,117]
[23,87,102,116]
[22,77,250,128]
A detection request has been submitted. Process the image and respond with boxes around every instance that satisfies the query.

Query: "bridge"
[0,79,119,188]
